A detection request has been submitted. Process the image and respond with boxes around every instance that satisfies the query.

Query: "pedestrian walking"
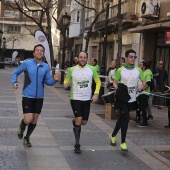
[64,51,101,153]
[11,44,60,147]
[110,49,145,151]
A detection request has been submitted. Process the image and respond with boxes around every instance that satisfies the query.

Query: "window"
[4,10,19,18]
[66,0,71,6]
[32,11,39,17]
[8,25,21,33]
[77,11,80,22]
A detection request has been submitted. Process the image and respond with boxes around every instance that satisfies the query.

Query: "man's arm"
[11,62,26,87]
[91,77,101,103]
[63,68,72,89]
[113,79,118,90]
[138,79,147,91]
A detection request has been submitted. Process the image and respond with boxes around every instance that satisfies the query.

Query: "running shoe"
[138,123,148,127]
[72,119,75,126]
[23,137,32,147]
[120,142,128,151]
[164,125,170,129]
[147,115,153,121]
[17,123,24,139]
[130,117,141,123]
[74,144,81,154]
[109,134,116,146]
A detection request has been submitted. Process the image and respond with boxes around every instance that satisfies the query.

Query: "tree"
[74,0,106,52]
[3,0,59,67]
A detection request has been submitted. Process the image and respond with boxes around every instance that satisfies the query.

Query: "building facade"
[0,0,59,64]
[58,0,170,85]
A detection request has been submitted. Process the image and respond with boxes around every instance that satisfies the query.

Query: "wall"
[143,32,156,63]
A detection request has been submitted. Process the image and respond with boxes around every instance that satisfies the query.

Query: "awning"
[128,23,170,33]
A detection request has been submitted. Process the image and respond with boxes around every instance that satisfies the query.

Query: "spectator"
[91,58,100,96]
[54,58,58,67]
[91,58,100,74]
[106,59,116,90]
[153,60,168,93]
[153,60,168,109]
[73,57,78,66]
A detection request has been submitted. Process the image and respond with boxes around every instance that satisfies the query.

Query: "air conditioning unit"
[140,0,160,17]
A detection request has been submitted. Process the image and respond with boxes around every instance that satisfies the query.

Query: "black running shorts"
[22,97,44,114]
[70,100,91,120]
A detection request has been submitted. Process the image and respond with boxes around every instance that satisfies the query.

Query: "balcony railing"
[95,12,139,30]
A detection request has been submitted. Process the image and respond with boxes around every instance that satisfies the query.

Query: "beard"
[78,61,87,67]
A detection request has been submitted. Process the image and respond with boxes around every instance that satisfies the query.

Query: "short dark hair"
[121,57,125,63]
[33,44,45,52]
[141,60,148,69]
[78,51,88,58]
[91,58,97,64]
[125,49,136,57]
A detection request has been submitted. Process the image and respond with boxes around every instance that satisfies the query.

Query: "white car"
[19,58,33,64]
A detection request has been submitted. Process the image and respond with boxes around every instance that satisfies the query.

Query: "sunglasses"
[129,55,137,59]
[159,63,164,65]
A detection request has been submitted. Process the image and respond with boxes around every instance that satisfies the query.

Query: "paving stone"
[62,150,152,170]
[0,109,18,117]
[128,132,170,146]
[0,118,19,128]
[0,131,23,146]
[0,150,29,170]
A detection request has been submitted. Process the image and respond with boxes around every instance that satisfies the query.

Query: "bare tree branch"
[74,0,97,13]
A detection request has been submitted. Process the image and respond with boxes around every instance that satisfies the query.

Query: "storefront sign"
[165,30,170,44]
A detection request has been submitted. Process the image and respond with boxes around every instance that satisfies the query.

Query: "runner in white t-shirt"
[109,49,145,151]
[64,51,101,153]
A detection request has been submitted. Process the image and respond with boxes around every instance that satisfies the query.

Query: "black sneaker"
[138,123,148,127]
[17,123,24,139]
[72,119,75,126]
[74,144,81,154]
[23,137,32,147]
[130,118,141,123]
[147,116,153,121]
[164,125,170,129]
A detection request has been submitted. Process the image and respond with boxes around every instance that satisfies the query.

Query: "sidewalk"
[0,67,170,170]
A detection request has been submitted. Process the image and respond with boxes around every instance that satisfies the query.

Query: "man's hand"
[14,83,19,90]
[137,85,143,92]
[64,83,70,89]
[91,93,99,103]
[54,73,60,81]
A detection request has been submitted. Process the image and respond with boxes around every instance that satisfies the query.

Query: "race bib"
[128,86,136,95]
[77,81,90,91]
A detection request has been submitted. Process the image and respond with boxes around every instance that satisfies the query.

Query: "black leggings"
[112,103,131,143]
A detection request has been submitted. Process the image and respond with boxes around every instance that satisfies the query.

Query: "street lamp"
[2,37,6,62]
[60,12,70,84]
[0,29,3,47]
[0,36,6,69]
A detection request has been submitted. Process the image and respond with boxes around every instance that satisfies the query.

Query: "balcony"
[95,12,139,30]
